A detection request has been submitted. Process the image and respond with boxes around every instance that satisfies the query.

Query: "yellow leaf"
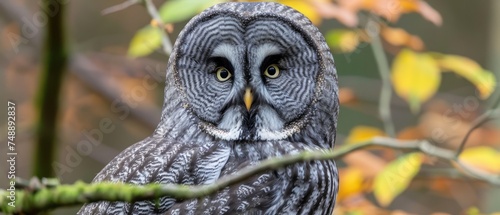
[459,146,500,173]
[391,49,441,112]
[127,26,162,57]
[326,30,360,53]
[345,126,386,144]
[279,0,322,25]
[437,54,496,99]
[466,207,481,215]
[373,153,423,207]
[337,167,365,201]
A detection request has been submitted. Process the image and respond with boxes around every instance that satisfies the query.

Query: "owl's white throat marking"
[200,106,243,140]
[200,104,304,141]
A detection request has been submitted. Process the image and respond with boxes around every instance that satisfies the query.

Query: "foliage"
[373,152,423,207]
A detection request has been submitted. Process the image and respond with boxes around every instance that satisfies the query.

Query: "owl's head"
[159,2,338,145]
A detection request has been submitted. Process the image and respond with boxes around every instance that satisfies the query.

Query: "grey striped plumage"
[79,2,339,214]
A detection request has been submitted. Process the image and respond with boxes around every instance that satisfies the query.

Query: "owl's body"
[79,2,339,215]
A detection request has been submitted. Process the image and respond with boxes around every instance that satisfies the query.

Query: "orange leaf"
[381,27,424,50]
[311,0,358,27]
[416,1,442,26]
[396,126,424,140]
[339,88,357,104]
[386,0,442,25]
[343,151,387,178]
[338,0,442,25]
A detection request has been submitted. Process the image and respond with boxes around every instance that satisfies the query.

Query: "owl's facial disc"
[177,15,319,141]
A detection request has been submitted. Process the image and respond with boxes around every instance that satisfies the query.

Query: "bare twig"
[102,0,173,54]
[368,20,396,137]
[144,0,173,55]
[456,108,500,156]
[101,0,141,15]
[455,161,500,185]
[488,0,500,110]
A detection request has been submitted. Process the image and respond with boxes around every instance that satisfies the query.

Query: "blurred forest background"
[0,0,499,214]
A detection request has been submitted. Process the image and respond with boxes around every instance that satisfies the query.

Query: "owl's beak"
[244,88,253,111]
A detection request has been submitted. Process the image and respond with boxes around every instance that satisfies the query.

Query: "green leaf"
[129,0,226,57]
[159,0,219,23]
[373,152,423,206]
[127,26,162,57]
[325,30,359,53]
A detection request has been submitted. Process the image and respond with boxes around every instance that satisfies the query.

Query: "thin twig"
[455,160,500,185]
[456,109,499,156]
[101,0,141,15]
[144,0,173,55]
[368,20,396,137]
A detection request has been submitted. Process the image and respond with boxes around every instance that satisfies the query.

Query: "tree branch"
[456,108,499,156]
[144,0,173,55]
[102,0,174,55]
[101,0,141,15]
[2,136,499,214]
[368,20,396,137]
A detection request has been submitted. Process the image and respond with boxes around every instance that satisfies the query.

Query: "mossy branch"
[2,134,500,214]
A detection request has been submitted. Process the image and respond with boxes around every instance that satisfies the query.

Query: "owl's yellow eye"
[264,64,280,78]
[216,67,232,81]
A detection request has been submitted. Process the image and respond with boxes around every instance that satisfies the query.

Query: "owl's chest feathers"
[233,142,335,214]
[186,140,321,179]
[176,140,336,213]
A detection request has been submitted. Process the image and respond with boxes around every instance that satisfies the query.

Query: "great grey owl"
[79,2,339,214]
